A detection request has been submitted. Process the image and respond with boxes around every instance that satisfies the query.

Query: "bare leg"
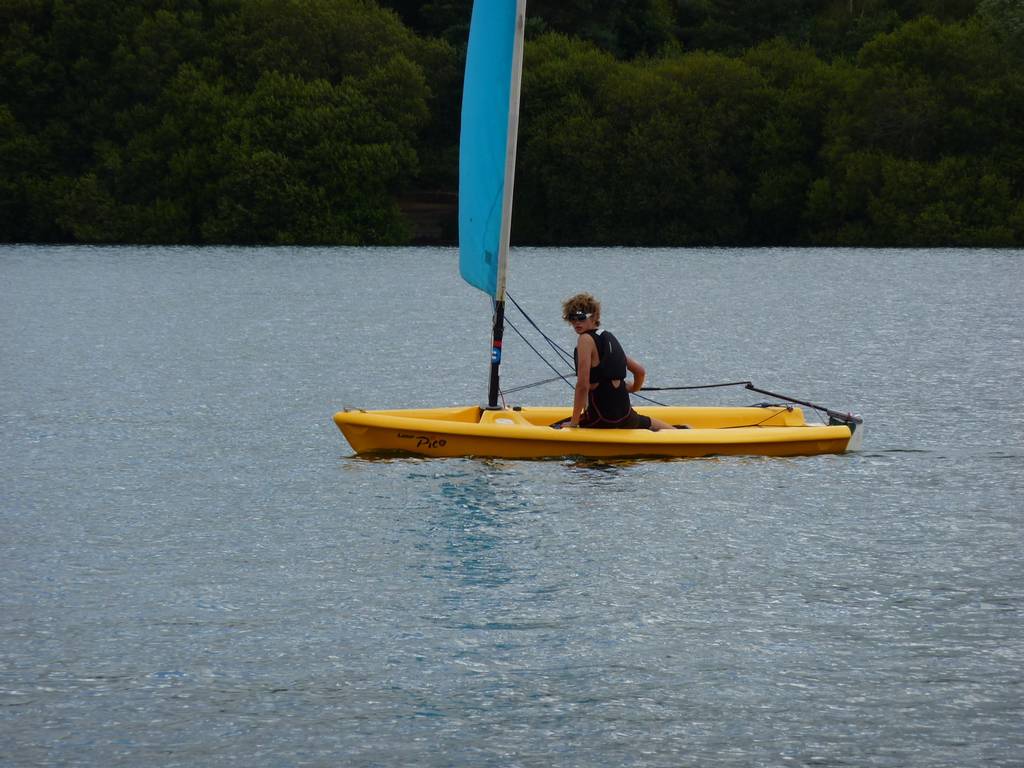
[648,417,677,431]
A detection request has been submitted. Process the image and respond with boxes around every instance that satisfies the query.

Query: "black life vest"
[574,330,627,382]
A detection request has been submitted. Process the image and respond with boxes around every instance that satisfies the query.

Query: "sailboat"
[333,0,863,459]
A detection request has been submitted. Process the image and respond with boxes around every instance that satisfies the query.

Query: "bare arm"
[626,356,645,393]
[571,335,596,426]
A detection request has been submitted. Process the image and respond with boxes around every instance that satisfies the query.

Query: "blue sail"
[459,0,522,298]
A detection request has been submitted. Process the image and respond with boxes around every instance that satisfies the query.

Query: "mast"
[486,0,526,409]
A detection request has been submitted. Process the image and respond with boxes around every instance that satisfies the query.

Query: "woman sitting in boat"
[563,293,675,431]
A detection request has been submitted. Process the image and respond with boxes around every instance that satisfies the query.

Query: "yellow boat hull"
[333,405,860,459]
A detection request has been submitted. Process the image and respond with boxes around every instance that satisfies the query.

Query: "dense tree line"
[1,0,1022,245]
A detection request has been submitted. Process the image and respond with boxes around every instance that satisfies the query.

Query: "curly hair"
[562,292,601,326]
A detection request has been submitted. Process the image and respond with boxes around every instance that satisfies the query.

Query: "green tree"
[977,0,1024,59]
[605,52,774,243]
[807,152,1020,244]
[201,68,424,243]
[675,0,820,54]
[808,0,902,57]
[217,0,446,86]
[1,0,448,243]
[744,39,847,242]
[0,105,58,240]
[804,16,1024,244]
[378,0,471,45]
[515,35,620,243]
[516,35,774,245]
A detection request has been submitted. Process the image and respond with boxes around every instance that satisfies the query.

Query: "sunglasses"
[566,311,593,322]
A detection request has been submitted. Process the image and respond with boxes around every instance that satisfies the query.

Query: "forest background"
[2,0,1023,247]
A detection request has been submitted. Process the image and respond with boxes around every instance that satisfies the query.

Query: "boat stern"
[829,413,864,452]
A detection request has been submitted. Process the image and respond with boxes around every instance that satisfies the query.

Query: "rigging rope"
[496,293,577,402]
[499,293,751,408]
[722,407,793,429]
[500,293,671,406]
[496,296,842,422]
[640,380,753,391]
[506,292,575,367]
[500,374,572,395]
[503,315,575,389]
[631,390,669,407]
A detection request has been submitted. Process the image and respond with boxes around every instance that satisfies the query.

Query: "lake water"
[1,245,1022,767]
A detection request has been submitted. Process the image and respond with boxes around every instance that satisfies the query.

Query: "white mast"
[494,0,526,304]
[486,0,527,408]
